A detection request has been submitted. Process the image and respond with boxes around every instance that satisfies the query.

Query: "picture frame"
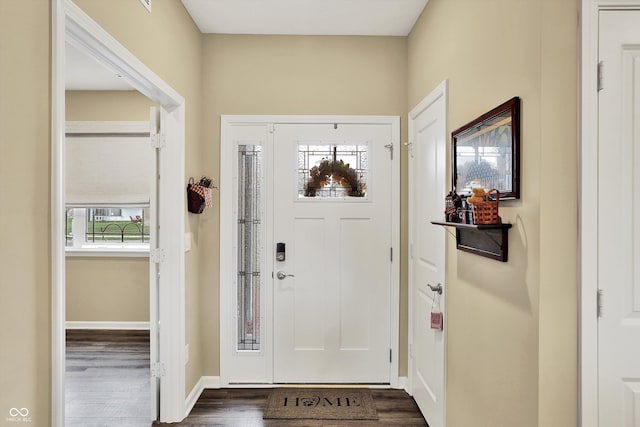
[452,97,521,199]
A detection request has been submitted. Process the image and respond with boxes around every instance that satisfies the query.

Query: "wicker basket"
[187,178,206,214]
[469,188,500,225]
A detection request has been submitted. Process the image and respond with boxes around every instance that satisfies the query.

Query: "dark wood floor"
[157,388,428,427]
[65,329,151,427]
[66,330,427,427]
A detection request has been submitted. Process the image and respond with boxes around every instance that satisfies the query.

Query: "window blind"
[65,135,152,206]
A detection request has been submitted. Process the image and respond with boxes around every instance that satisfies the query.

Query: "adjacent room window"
[297,143,368,199]
[65,123,153,254]
[236,145,263,351]
[66,207,150,250]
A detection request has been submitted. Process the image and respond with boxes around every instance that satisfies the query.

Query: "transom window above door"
[297,143,369,200]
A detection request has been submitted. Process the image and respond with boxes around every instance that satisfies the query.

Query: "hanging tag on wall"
[430,292,443,330]
[430,312,443,330]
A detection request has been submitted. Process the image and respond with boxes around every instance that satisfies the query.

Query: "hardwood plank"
[65,329,152,427]
[66,331,428,426]
[155,388,428,427]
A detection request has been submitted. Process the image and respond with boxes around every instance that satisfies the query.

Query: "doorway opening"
[52,1,186,425]
[64,118,156,426]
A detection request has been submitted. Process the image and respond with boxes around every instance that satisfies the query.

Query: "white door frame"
[407,80,448,426]
[51,1,186,425]
[579,2,640,426]
[220,115,401,387]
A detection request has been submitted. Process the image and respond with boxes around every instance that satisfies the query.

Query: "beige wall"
[0,1,580,426]
[66,90,155,121]
[408,0,577,426]
[70,0,205,396]
[66,257,149,322]
[0,2,51,425]
[537,0,578,425]
[200,34,409,376]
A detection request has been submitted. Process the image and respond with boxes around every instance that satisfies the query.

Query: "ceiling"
[65,0,428,91]
[181,0,428,36]
[66,42,133,91]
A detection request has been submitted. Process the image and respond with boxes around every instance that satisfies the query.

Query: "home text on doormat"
[263,388,378,420]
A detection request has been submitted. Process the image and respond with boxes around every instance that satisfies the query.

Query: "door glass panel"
[298,143,368,199]
[237,145,262,351]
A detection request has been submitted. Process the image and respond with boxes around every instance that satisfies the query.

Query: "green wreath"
[305,159,365,197]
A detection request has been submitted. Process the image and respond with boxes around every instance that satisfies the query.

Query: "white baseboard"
[65,321,150,330]
[185,376,220,417]
[397,376,409,393]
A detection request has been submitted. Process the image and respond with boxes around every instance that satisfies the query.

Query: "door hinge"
[151,362,165,378]
[410,243,414,259]
[409,344,413,359]
[597,289,603,318]
[384,143,394,160]
[150,248,165,263]
[151,133,166,148]
[597,61,604,92]
[390,247,393,262]
[389,349,392,363]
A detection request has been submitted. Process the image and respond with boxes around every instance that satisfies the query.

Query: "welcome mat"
[263,388,378,420]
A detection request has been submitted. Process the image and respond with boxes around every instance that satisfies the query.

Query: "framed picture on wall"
[452,96,521,199]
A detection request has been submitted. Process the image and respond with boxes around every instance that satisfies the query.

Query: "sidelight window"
[236,145,263,351]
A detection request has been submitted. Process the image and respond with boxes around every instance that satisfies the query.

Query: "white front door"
[272,123,394,383]
[598,11,640,426]
[408,82,447,427]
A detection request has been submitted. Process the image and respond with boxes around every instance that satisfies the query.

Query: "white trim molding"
[396,376,409,393]
[65,248,150,258]
[579,3,640,427]
[64,0,181,108]
[65,121,151,135]
[51,2,66,426]
[185,376,221,417]
[579,3,599,427]
[65,321,151,330]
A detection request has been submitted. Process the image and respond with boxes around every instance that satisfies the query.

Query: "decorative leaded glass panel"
[297,143,368,199]
[237,145,262,351]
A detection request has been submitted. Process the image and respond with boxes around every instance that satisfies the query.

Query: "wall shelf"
[431,220,512,262]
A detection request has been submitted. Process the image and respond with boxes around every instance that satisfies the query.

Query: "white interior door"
[273,123,393,383]
[408,82,447,427]
[598,11,640,426]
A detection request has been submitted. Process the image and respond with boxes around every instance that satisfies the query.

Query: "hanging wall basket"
[187,176,216,214]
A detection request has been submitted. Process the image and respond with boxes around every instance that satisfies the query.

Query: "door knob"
[276,271,295,280]
[427,283,443,295]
